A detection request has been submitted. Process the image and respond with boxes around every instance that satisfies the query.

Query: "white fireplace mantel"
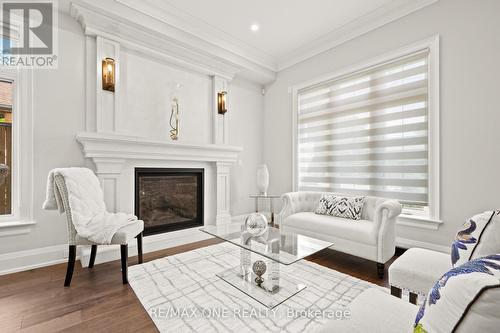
[76,132,242,225]
[76,132,242,169]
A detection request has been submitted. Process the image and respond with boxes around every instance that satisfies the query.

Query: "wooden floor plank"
[20,310,82,333]
[0,237,398,332]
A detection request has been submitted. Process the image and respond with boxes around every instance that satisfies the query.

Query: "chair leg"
[88,245,97,268]
[136,233,143,264]
[377,263,384,279]
[391,286,402,298]
[64,245,76,287]
[120,244,128,284]
[409,292,418,305]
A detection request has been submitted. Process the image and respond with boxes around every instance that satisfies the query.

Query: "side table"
[249,194,281,226]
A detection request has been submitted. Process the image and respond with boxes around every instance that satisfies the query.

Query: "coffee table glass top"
[201,224,333,265]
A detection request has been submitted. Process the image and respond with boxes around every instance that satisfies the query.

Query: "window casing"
[0,23,36,235]
[293,37,440,223]
[0,66,35,235]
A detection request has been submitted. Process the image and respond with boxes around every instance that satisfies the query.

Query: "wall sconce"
[102,57,115,92]
[217,91,227,115]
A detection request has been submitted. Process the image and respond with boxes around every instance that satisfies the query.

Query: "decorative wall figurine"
[169,83,182,140]
[169,97,179,140]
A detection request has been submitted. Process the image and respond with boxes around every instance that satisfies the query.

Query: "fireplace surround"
[76,132,242,229]
[135,168,204,235]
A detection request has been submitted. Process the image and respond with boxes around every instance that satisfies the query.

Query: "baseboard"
[0,215,253,276]
[0,244,72,276]
[396,237,450,254]
[78,226,212,267]
[0,226,213,276]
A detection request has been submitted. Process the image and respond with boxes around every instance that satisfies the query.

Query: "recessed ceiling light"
[250,24,259,32]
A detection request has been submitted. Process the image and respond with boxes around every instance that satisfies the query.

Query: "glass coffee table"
[201,224,333,308]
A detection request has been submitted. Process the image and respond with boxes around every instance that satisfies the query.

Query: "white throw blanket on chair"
[43,167,138,244]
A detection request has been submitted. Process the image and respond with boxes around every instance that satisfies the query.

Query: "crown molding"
[276,0,440,71]
[70,0,276,84]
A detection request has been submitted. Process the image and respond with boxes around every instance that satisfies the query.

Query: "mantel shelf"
[76,132,242,167]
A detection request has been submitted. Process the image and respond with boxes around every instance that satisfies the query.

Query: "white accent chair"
[278,191,402,278]
[54,174,144,286]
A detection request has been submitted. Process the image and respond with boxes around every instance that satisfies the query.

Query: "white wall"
[263,0,500,249]
[228,78,265,214]
[119,50,213,142]
[0,11,263,257]
[0,13,86,255]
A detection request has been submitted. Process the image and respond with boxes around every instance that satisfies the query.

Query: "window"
[0,25,35,235]
[294,38,439,222]
[0,80,12,215]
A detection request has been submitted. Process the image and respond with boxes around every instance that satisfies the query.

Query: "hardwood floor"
[0,238,401,332]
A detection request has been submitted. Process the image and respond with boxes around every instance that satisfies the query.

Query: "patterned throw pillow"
[414,254,500,333]
[451,210,500,267]
[315,194,365,220]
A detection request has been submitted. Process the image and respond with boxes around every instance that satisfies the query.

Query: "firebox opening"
[135,168,204,236]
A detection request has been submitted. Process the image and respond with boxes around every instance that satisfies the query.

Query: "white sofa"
[278,191,402,277]
[319,286,500,333]
[320,262,500,333]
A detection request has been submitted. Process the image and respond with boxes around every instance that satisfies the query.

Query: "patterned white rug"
[129,243,384,333]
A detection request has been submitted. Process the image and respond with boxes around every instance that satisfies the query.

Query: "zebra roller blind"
[297,50,429,207]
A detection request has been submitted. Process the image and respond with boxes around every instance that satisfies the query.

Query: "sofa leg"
[377,263,384,279]
[390,286,402,298]
[409,292,418,305]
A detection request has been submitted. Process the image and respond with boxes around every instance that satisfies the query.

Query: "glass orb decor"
[245,213,268,237]
[252,260,267,286]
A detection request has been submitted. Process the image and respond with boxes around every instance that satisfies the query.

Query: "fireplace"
[135,168,204,235]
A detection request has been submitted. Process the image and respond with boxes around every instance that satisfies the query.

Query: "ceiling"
[158,0,395,64]
[70,0,438,83]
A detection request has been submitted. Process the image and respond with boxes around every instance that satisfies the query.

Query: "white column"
[216,162,232,225]
[93,158,125,213]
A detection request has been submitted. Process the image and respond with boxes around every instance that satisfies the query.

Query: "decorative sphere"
[245,213,268,236]
[252,260,267,277]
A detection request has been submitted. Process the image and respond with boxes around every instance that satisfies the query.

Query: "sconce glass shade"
[217,91,227,114]
[102,58,115,92]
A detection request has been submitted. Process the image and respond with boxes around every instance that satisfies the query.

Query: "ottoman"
[388,247,450,304]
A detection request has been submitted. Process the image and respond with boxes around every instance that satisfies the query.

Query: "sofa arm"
[378,200,402,220]
[276,191,323,226]
[374,199,402,263]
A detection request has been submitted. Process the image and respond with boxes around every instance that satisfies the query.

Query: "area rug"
[129,242,385,333]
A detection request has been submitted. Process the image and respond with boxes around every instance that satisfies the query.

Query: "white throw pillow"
[451,210,500,267]
[315,194,364,220]
[414,254,500,333]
